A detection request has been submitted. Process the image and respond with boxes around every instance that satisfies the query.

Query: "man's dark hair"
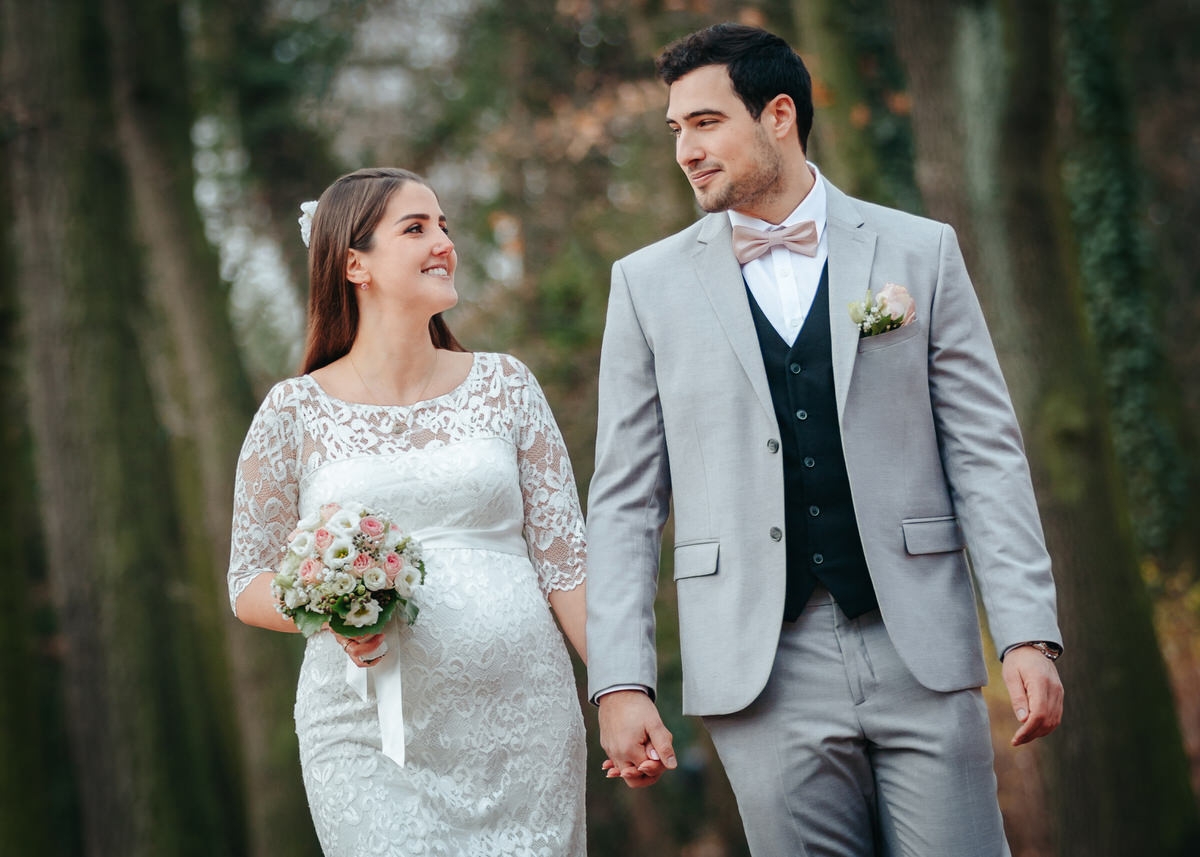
[656,23,813,152]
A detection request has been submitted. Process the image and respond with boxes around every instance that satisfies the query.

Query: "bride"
[228,167,588,856]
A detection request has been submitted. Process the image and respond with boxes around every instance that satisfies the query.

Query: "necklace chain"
[349,350,439,406]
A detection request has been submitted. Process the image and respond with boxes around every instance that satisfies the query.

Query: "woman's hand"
[334,632,388,667]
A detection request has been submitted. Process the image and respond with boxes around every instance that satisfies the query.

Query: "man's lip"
[689,168,719,187]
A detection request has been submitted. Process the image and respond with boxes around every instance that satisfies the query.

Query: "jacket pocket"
[901,516,965,555]
[673,540,720,580]
[856,319,922,353]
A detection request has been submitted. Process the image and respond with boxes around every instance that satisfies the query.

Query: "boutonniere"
[848,283,916,337]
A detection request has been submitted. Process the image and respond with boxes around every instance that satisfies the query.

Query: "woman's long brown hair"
[300,167,466,375]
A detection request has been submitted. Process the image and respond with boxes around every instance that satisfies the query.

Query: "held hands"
[598,690,677,788]
[1002,645,1064,746]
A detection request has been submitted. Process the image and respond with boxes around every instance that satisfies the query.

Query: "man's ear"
[762,94,797,142]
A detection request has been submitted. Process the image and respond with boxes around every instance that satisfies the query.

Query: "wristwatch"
[1017,641,1061,661]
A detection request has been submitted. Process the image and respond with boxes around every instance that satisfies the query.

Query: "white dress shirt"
[728,163,828,345]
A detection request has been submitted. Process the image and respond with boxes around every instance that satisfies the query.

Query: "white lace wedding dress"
[228,352,587,857]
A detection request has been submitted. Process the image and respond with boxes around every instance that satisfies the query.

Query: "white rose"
[296,510,322,531]
[323,538,356,569]
[876,283,915,326]
[283,587,309,609]
[344,598,382,628]
[362,567,388,591]
[394,567,421,598]
[287,530,315,557]
[278,551,301,576]
[325,508,359,537]
[330,571,357,596]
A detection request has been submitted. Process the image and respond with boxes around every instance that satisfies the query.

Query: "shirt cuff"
[593,684,653,705]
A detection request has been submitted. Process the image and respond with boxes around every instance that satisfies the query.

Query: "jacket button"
[766,438,780,453]
[812,553,824,565]
[769,527,783,541]
[789,362,802,374]
[803,456,815,468]
[795,409,808,421]
[809,505,820,517]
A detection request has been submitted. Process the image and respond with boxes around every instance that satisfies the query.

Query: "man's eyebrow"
[666,108,729,124]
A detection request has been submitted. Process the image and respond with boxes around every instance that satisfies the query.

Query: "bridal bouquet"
[272,501,425,638]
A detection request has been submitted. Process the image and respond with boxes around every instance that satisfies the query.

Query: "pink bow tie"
[731,221,819,264]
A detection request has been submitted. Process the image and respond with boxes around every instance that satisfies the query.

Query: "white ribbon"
[345,623,407,767]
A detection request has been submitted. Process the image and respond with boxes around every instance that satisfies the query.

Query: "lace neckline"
[301,352,480,411]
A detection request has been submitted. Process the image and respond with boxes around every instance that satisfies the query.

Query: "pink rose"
[876,283,916,326]
[383,552,404,583]
[359,516,386,540]
[298,558,323,584]
[313,528,334,551]
[351,552,374,573]
[319,502,340,522]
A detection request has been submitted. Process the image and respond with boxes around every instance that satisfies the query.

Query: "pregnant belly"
[399,549,574,735]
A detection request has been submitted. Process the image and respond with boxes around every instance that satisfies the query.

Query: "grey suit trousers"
[703,587,1010,857]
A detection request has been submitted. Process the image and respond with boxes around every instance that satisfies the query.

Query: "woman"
[228,167,588,856]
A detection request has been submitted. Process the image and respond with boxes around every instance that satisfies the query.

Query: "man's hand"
[597,690,677,788]
[1002,645,1064,746]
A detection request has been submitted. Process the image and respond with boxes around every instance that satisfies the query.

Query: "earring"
[359,282,369,291]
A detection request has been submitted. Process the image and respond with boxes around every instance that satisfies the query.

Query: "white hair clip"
[298,200,318,248]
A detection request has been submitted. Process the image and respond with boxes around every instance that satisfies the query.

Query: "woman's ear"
[345,249,369,287]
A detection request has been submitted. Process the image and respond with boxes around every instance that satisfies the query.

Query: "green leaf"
[292,609,327,638]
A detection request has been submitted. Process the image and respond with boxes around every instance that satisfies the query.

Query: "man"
[586,23,1064,857]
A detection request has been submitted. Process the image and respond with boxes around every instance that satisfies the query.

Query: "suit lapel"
[691,215,776,422]
[824,181,877,419]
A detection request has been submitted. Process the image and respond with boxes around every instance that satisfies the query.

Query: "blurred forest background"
[3,0,1199,855]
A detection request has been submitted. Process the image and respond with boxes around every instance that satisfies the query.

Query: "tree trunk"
[98,1,322,855]
[3,0,242,853]
[790,0,922,213]
[890,0,1200,853]
[0,44,77,853]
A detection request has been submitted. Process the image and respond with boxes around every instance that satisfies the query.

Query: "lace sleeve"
[508,358,587,597]
[227,381,302,614]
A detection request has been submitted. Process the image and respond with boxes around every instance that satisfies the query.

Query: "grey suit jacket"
[585,178,1062,717]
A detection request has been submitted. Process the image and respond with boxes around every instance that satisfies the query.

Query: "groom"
[586,23,1064,857]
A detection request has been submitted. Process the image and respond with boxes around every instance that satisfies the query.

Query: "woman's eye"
[404,223,423,234]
